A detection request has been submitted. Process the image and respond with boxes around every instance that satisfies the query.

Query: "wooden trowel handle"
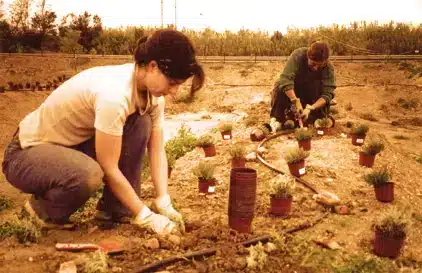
[55,243,100,251]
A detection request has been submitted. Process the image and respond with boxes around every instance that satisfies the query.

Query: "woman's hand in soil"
[132,205,177,235]
[152,194,185,233]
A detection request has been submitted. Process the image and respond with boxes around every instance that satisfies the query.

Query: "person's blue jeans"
[2,112,151,222]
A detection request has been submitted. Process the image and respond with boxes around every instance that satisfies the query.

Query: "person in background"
[269,41,336,131]
[2,29,205,235]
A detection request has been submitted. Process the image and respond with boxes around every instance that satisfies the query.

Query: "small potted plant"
[196,134,216,157]
[364,166,394,202]
[218,122,233,140]
[359,139,385,167]
[167,153,176,178]
[350,124,369,146]
[372,208,408,258]
[284,147,310,177]
[314,117,333,136]
[269,176,295,216]
[192,161,216,194]
[294,128,313,151]
[229,144,246,169]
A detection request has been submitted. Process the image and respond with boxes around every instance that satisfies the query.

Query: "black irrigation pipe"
[256,131,320,194]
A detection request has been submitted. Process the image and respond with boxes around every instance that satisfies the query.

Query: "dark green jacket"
[276,47,336,104]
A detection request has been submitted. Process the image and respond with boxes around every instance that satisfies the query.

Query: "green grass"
[0,195,13,213]
[0,217,40,243]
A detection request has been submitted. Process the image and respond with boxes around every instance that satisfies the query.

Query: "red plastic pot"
[298,138,311,151]
[374,182,394,202]
[221,131,232,140]
[287,160,306,177]
[316,128,329,136]
[351,134,366,146]
[228,168,257,233]
[202,145,216,157]
[232,158,246,169]
[198,178,216,194]
[270,197,292,216]
[359,151,376,167]
[374,228,405,258]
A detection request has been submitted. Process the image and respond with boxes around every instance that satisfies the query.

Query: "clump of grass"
[192,161,215,180]
[0,217,41,243]
[229,144,246,159]
[346,121,354,128]
[0,196,13,212]
[284,147,310,164]
[416,155,422,164]
[81,250,108,273]
[363,167,391,186]
[165,125,197,160]
[196,134,216,147]
[246,242,268,270]
[361,139,384,156]
[345,102,353,111]
[360,112,378,122]
[294,128,313,141]
[201,114,212,120]
[333,254,397,273]
[393,135,409,140]
[269,176,294,199]
[397,98,419,109]
[350,124,369,137]
[315,117,333,128]
[218,122,233,133]
[373,207,410,238]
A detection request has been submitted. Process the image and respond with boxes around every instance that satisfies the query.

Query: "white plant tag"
[208,186,215,193]
[356,138,364,144]
[223,135,231,140]
[299,168,306,175]
[317,130,324,135]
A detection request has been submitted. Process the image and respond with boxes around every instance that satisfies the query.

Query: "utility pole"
[161,0,164,28]
[174,0,177,29]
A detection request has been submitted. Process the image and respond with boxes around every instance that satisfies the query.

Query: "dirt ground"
[1,55,422,273]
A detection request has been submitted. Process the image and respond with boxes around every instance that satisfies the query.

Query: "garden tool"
[55,240,125,255]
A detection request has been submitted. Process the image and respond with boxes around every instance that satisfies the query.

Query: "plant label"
[223,135,231,140]
[208,186,215,193]
[299,168,306,175]
[317,130,324,135]
[356,138,364,144]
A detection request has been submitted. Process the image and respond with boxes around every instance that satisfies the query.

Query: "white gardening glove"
[132,205,176,235]
[270,117,282,133]
[152,194,185,233]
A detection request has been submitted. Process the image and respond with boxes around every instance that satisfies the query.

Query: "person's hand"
[270,117,282,133]
[132,205,177,235]
[301,104,314,121]
[291,98,303,114]
[152,194,185,233]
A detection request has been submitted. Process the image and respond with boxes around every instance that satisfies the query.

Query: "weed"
[240,70,250,77]
[391,121,401,126]
[0,196,13,212]
[363,166,391,186]
[81,250,108,273]
[294,128,313,141]
[333,254,397,273]
[246,242,268,270]
[201,114,212,119]
[350,124,369,137]
[416,155,422,164]
[284,147,310,164]
[0,216,40,243]
[361,139,384,155]
[397,98,419,109]
[393,135,409,140]
[346,121,354,128]
[165,125,197,160]
[345,102,353,111]
[229,144,246,159]
[192,161,215,180]
[360,112,378,122]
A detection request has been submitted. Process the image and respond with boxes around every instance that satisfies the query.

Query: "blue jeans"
[2,112,151,222]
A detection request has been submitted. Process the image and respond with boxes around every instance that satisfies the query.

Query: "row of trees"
[0,0,421,56]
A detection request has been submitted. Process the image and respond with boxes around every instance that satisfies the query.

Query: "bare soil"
[1,56,422,273]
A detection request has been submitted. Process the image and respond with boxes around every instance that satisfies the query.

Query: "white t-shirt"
[18,63,164,149]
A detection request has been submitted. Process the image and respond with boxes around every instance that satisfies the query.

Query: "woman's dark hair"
[134,29,205,97]
[307,41,329,62]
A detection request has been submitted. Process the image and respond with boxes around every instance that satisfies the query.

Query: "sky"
[3,0,422,33]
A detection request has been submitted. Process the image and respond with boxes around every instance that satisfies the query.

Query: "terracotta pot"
[168,167,172,178]
[316,128,329,136]
[359,151,376,167]
[221,131,232,140]
[287,160,306,177]
[374,228,405,258]
[351,134,366,146]
[298,138,311,151]
[198,178,216,194]
[232,158,246,169]
[374,182,394,202]
[228,168,257,233]
[270,197,292,216]
[202,145,216,157]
